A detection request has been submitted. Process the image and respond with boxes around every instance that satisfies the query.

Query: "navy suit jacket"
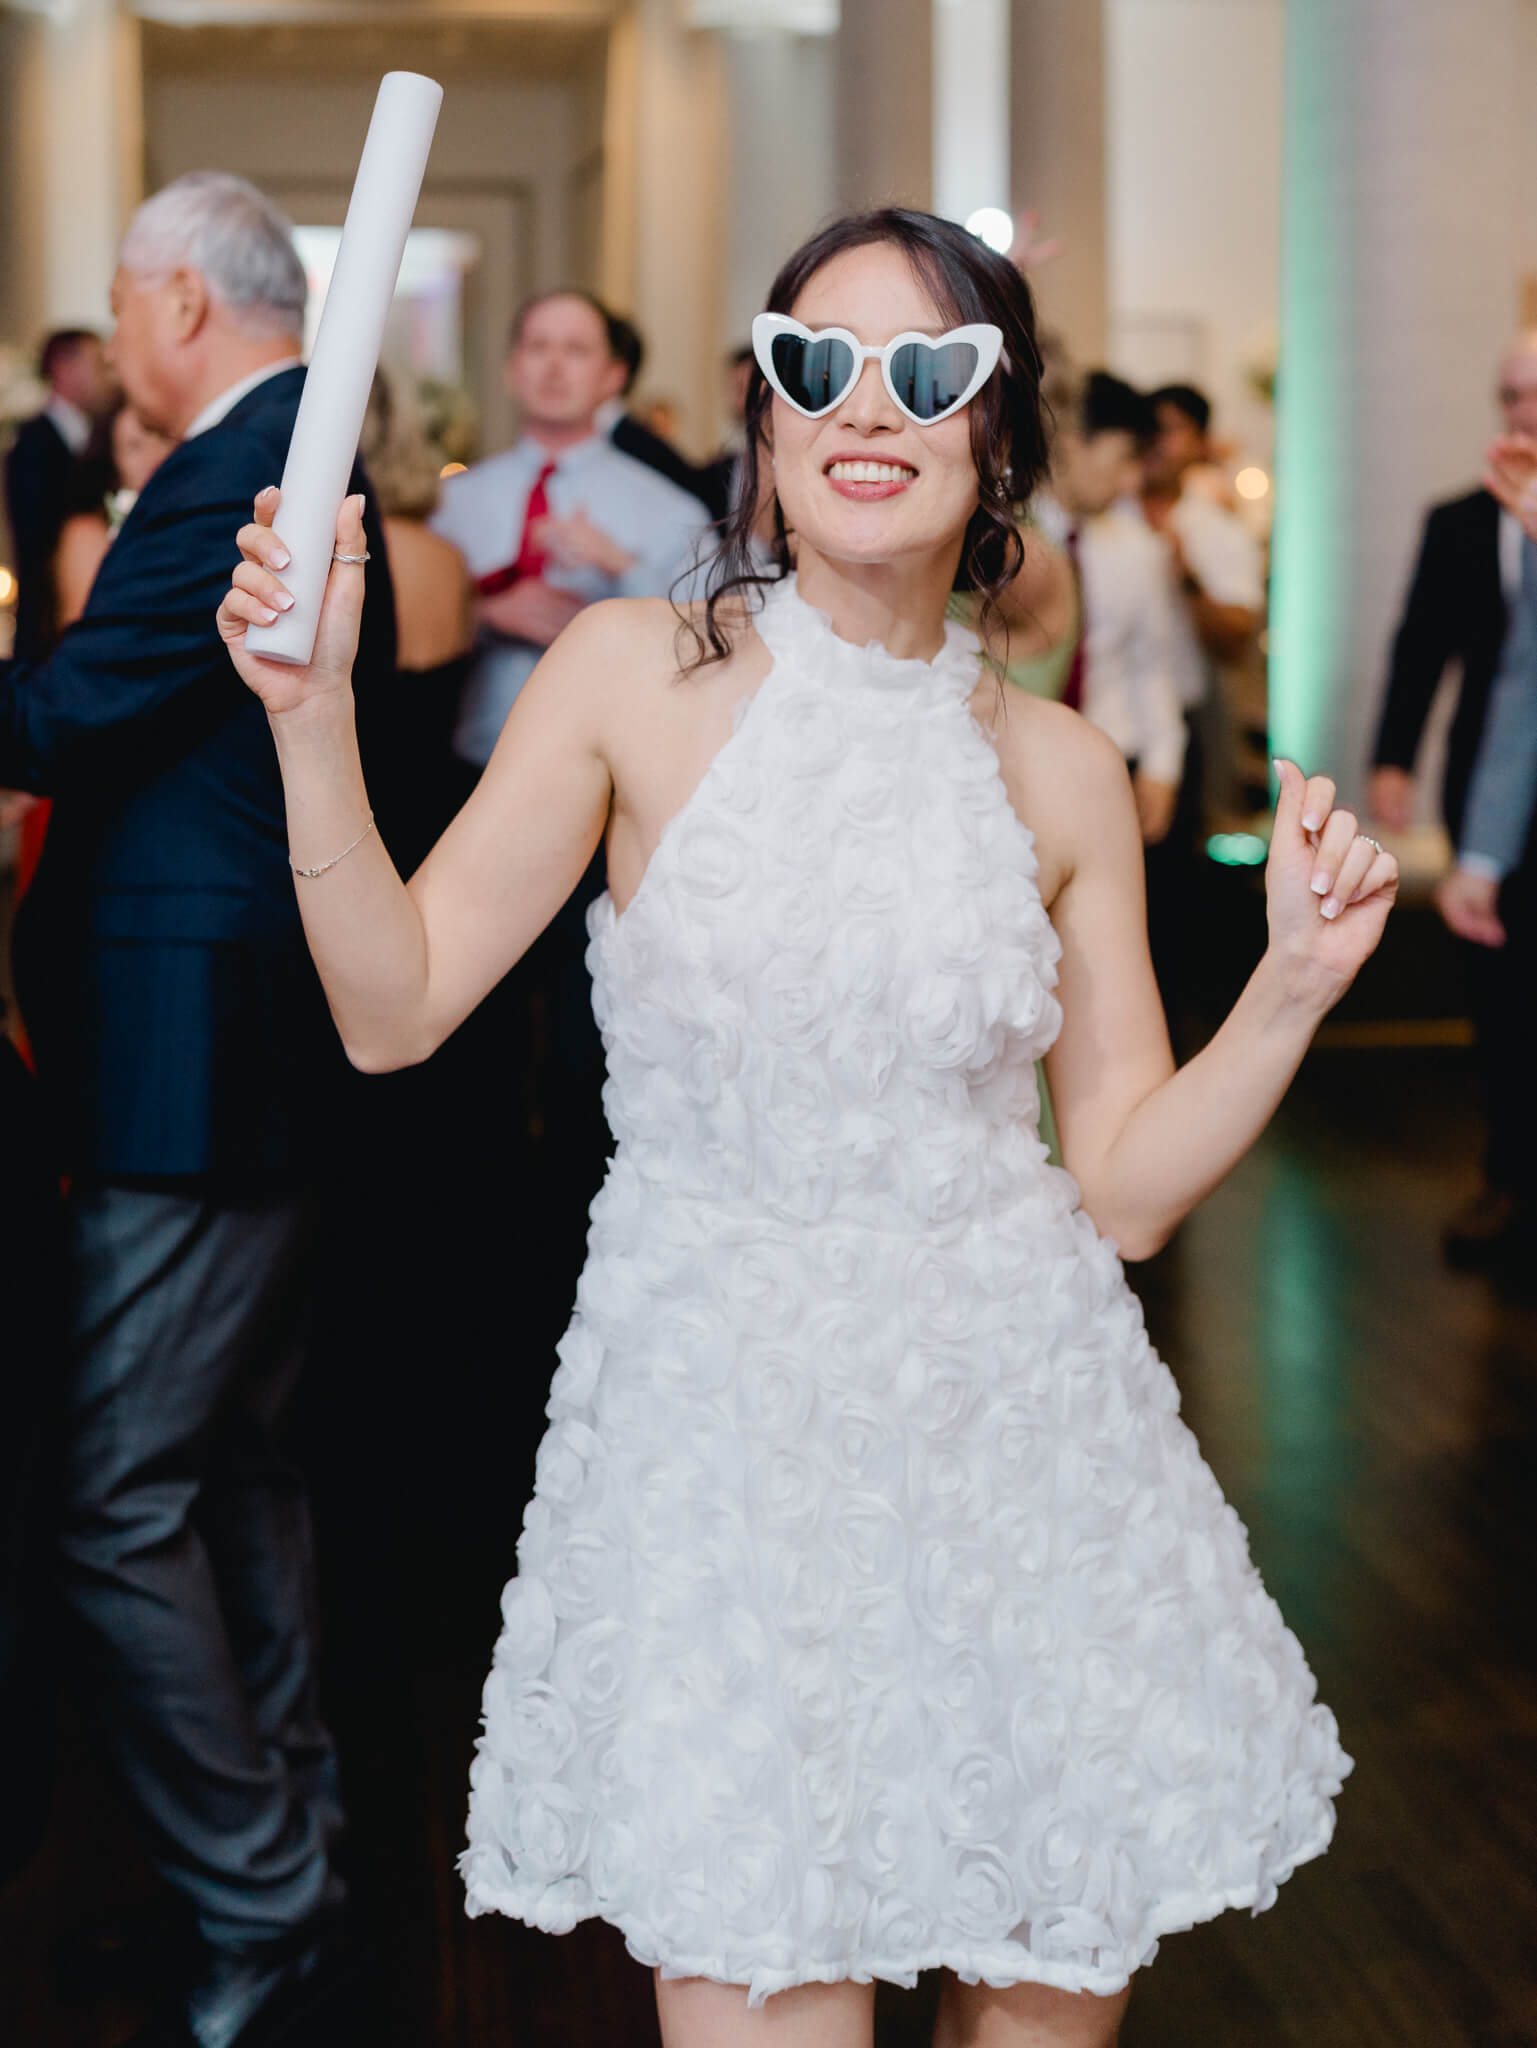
[0,365,398,1183]
[1460,534,1537,882]
[1371,486,1507,842]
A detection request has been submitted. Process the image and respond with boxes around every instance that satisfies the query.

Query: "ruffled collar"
[755,572,982,699]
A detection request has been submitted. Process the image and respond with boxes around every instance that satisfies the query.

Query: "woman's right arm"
[219,489,615,1073]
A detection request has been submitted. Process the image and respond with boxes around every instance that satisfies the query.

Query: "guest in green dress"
[947,513,1079,698]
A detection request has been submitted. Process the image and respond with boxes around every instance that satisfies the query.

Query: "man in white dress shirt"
[431,290,711,771]
[1037,371,1186,846]
[1142,384,1264,827]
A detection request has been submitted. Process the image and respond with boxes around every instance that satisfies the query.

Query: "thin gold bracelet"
[290,812,375,879]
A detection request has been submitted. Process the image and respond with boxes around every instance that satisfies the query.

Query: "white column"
[1270,0,1522,796]
[0,9,47,351]
[721,27,835,347]
[1008,0,1106,362]
[836,0,931,211]
[933,0,1009,230]
[603,0,727,457]
[37,0,144,329]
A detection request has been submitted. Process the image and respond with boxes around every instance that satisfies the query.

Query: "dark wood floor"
[4,937,1536,2044]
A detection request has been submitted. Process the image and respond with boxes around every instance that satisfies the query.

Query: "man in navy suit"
[3,327,115,661]
[1374,336,1537,1269]
[0,172,396,2046]
[1436,501,1537,1284]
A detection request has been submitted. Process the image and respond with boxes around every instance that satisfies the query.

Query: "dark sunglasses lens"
[888,340,980,419]
[771,334,856,414]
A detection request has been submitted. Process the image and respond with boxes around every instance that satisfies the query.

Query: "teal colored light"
[1268,0,1353,789]
[1205,832,1269,868]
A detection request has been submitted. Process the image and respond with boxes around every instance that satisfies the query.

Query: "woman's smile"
[823,456,919,500]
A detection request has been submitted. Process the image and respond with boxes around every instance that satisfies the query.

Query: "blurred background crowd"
[2,4,1537,2047]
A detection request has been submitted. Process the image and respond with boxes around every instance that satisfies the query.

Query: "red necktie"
[1061,525,1087,711]
[475,458,557,596]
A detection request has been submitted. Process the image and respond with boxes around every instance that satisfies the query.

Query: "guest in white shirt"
[1037,370,1185,846]
[1141,385,1265,1011]
[432,291,712,770]
[1143,384,1264,692]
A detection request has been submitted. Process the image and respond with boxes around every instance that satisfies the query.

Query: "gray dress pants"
[58,1186,344,1952]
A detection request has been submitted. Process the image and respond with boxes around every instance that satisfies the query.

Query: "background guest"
[950,340,1082,700]
[1139,381,1263,1032]
[2,328,115,662]
[696,342,758,526]
[1373,337,1537,1268]
[1036,369,1185,843]
[0,170,398,2048]
[1370,334,1537,841]
[1142,382,1263,832]
[357,364,473,873]
[431,286,711,775]
[1,404,177,933]
[54,400,176,628]
[603,310,724,520]
[1433,426,1537,1282]
[1143,383,1263,666]
[430,288,710,1294]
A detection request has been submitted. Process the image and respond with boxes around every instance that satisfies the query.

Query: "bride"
[219,209,1394,2048]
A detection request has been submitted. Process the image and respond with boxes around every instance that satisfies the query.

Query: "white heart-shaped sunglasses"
[752,312,1004,427]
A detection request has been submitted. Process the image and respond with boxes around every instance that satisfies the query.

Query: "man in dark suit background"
[1369,332,1537,1266]
[0,171,396,2048]
[601,308,727,521]
[3,327,115,661]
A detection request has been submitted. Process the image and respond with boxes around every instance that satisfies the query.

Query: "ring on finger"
[1356,833,1384,855]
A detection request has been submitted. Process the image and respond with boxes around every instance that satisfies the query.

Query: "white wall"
[722,30,836,351]
[1105,0,1284,466]
[144,60,606,458]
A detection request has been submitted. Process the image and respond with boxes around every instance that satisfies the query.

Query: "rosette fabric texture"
[461,574,1349,2004]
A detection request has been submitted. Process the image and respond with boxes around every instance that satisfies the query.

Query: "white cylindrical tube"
[246,71,443,665]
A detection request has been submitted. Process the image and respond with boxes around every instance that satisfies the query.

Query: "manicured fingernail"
[272,589,294,610]
[1321,896,1340,919]
[1302,813,1322,832]
[271,547,290,569]
[258,605,278,624]
[1310,870,1330,894]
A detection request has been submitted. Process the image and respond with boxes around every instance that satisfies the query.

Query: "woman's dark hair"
[1148,381,1212,437]
[679,208,1049,673]
[1079,369,1157,451]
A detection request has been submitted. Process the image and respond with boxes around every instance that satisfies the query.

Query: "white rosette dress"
[460,574,1350,2005]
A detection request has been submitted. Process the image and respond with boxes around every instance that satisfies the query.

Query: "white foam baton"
[246,70,444,665]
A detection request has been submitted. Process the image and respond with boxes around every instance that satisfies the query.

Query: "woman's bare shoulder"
[982,691,1136,898]
[565,592,760,688]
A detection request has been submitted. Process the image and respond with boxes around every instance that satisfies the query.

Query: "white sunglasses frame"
[751,312,1005,427]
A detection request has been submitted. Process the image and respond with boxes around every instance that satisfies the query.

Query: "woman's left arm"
[1041,740,1397,1260]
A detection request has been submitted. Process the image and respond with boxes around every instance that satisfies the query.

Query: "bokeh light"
[965,207,1015,255]
[1206,831,1269,867]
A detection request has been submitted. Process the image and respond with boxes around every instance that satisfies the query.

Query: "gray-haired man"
[0,173,398,2043]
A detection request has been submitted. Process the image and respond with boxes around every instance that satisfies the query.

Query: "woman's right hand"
[217,487,367,719]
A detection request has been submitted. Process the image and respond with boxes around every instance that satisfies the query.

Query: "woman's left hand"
[1264,758,1399,1010]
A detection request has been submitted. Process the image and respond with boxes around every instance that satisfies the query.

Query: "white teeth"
[828,460,915,484]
